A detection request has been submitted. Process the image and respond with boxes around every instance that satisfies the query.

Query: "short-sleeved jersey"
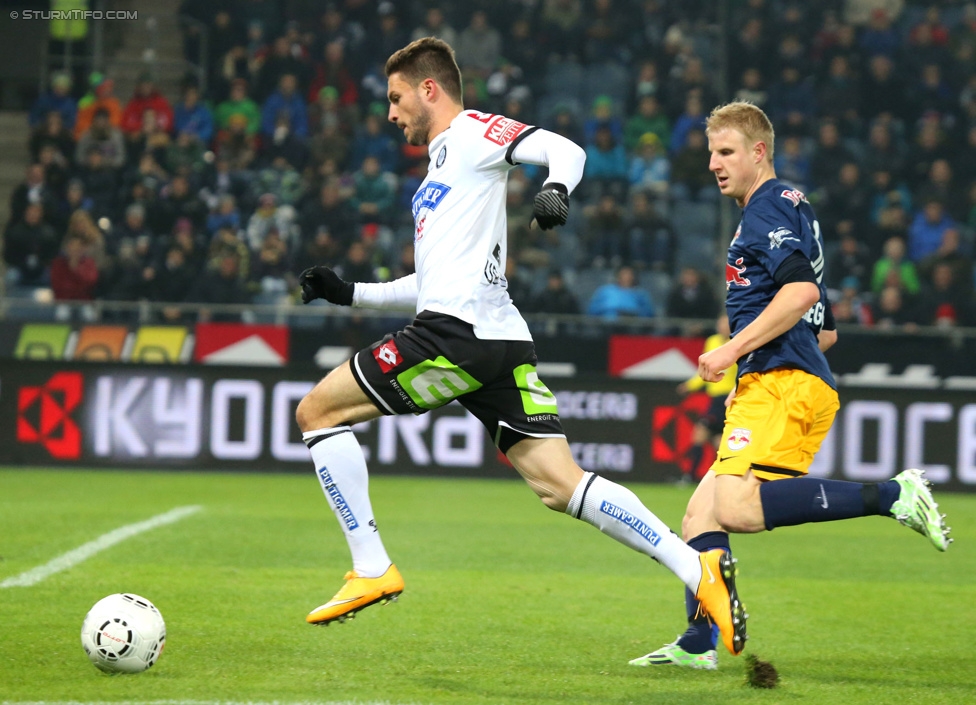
[411,110,536,341]
[724,178,835,388]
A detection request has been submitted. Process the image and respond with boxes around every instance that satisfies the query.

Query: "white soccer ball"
[80,593,166,674]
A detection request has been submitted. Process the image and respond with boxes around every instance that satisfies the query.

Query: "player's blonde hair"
[705,101,775,162]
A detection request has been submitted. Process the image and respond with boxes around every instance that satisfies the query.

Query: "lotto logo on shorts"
[373,341,403,373]
[484,116,527,145]
[727,428,752,451]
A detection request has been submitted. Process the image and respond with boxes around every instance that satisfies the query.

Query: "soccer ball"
[80,593,166,674]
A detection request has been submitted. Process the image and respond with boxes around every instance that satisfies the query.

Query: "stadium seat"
[582,62,631,111]
[13,323,72,360]
[130,326,190,363]
[671,200,719,239]
[676,234,718,270]
[73,325,131,361]
[644,271,673,315]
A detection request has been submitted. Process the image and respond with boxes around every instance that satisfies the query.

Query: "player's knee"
[295,391,333,432]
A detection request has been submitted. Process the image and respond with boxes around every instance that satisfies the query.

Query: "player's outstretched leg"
[302,426,402,625]
[890,468,952,551]
[561,470,747,656]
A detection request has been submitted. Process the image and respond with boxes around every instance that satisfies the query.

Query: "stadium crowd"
[7,0,976,330]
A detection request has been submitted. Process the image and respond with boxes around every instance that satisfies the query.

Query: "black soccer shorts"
[349,311,565,453]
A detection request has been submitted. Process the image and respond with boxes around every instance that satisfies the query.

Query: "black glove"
[531,182,570,230]
[299,266,355,305]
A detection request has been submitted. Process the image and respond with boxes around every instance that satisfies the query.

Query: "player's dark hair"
[385,37,463,104]
[706,101,775,162]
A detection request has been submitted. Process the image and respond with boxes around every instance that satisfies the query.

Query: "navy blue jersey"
[724,178,836,389]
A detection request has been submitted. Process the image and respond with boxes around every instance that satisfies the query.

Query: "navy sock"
[675,531,728,654]
[760,477,901,531]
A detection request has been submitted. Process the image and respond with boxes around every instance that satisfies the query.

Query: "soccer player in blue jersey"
[630,102,952,671]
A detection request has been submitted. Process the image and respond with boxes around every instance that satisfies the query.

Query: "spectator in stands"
[819,161,869,234]
[259,108,310,172]
[861,55,909,123]
[215,114,257,171]
[816,55,860,134]
[173,84,215,146]
[31,110,75,164]
[582,0,628,64]
[167,130,208,176]
[917,226,970,289]
[863,119,906,180]
[832,277,874,326]
[246,193,294,251]
[150,245,194,305]
[766,64,816,133]
[295,225,344,272]
[256,34,310,101]
[121,74,175,137]
[733,67,768,109]
[549,103,584,146]
[74,73,123,140]
[4,201,59,287]
[187,251,252,311]
[774,134,811,192]
[411,5,457,47]
[215,78,261,136]
[628,132,670,199]
[828,228,873,291]
[261,73,308,138]
[916,159,964,221]
[36,144,71,217]
[872,285,920,330]
[529,269,580,315]
[951,3,976,73]
[9,163,60,228]
[79,149,119,221]
[583,194,627,268]
[872,236,920,295]
[584,125,628,200]
[206,195,242,237]
[859,8,900,58]
[587,265,654,319]
[670,128,714,202]
[908,199,956,263]
[50,231,101,302]
[153,175,208,234]
[666,267,718,320]
[916,262,971,327]
[249,228,292,298]
[30,72,77,130]
[624,95,670,153]
[126,107,173,169]
[336,240,377,284]
[909,64,956,130]
[375,3,408,62]
[306,40,359,108]
[255,155,305,206]
[300,181,356,248]
[584,95,623,145]
[627,190,672,270]
[867,168,912,226]
[349,106,400,173]
[502,257,533,309]
[669,91,707,155]
[456,10,501,79]
[809,119,855,191]
[351,156,395,227]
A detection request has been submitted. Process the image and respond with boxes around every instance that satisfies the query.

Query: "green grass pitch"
[1,467,974,704]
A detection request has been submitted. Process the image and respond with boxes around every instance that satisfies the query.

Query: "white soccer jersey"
[411,110,535,341]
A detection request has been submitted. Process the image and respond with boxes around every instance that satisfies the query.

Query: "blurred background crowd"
[7,0,976,330]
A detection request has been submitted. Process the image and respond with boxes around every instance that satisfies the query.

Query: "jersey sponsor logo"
[411,181,451,220]
[484,115,527,145]
[726,257,751,289]
[727,427,752,451]
[599,501,662,546]
[372,340,403,373]
[780,188,809,207]
[466,110,495,124]
[768,227,801,249]
[436,145,447,168]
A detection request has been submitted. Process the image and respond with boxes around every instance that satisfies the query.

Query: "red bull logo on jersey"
[780,188,809,207]
[727,427,752,451]
[726,257,751,289]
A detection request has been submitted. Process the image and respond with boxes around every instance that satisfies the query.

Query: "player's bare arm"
[698,281,819,382]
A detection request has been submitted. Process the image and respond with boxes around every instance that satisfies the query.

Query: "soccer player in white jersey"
[294,37,747,658]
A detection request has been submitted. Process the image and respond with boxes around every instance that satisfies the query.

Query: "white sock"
[566,473,702,591]
[304,427,391,578]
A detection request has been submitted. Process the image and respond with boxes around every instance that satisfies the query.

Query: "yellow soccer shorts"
[711,368,839,481]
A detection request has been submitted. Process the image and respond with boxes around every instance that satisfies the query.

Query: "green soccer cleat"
[891,468,952,551]
[629,639,718,670]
